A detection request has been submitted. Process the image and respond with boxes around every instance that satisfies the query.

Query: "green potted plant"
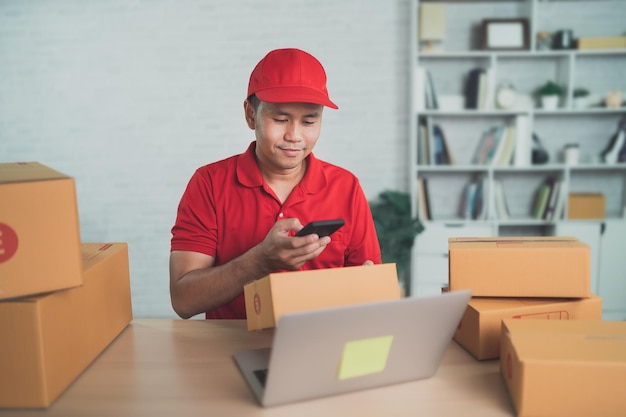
[536,80,564,110]
[369,190,424,295]
[573,87,590,109]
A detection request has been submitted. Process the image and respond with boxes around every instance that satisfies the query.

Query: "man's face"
[247,101,323,173]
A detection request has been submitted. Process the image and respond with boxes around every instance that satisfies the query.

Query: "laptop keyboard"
[254,369,268,387]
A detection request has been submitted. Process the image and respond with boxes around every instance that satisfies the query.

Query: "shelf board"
[419,49,626,59]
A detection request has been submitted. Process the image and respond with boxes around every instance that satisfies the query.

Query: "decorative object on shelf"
[496,84,517,110]
[369,190,424,280]
[481,18,529,51]
[573,88,590,109]
[577,36,626,50]
[532,133,550,165]
[606,91,622,109]
[564,144,580,166]
[599,117,626,164]
[536,80,564,110]
[552,30,575,50]
[536,31,552,51]
[419,3,446,53]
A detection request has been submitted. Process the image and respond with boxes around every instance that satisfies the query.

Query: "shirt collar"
[236,141,327,194]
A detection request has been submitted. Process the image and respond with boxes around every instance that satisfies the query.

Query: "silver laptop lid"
[261,290,471,406]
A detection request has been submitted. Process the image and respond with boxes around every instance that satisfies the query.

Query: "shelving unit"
[409,0,626,320]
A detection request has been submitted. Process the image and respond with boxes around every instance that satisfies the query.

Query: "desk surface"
[3,319,515,416]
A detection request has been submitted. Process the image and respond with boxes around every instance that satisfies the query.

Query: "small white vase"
[573,96,589,109]
[541,95,559,110]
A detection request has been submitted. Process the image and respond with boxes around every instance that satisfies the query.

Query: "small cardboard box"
[568,193,605,219]
[0,162,82,300]
[448,237,590,298]
[244,263,400,331]
[577,36,626,50]
[500,319,626,417]
[0,243,133,408]
[454,295,602,360]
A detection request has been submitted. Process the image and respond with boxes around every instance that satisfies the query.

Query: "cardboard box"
[454,296,602,360]
[577,36,626,50]
[0,243,133,408]
[244,263,400,331]
[568,193,605,219]
[0,162,82,300]
[500,319,626,417]
[448,236,590,298]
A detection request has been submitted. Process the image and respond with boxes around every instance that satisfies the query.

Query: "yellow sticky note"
[338,335,394,380]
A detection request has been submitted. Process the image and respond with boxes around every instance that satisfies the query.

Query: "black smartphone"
[295,219,345,237]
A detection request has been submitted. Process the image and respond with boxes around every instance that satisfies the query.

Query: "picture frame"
[481,19,529,51]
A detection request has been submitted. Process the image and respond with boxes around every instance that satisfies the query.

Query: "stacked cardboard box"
[500,319,626,417]
[0,162,133,408]
[448,236,601,360]
[244,263,400,331]
[448,236,619,416]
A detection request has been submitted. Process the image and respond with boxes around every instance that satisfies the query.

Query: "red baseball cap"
[247,48,338,109]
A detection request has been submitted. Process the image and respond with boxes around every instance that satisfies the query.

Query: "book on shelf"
[459,176,486,220]
[543,179,562,221]
[496,126,517,167]
[418,121,429,165]
[494,180,510,220]
[552,180,567,221]
[417,177,432,220]
[432,124,454,165]
[416,66,439,110]
[600,116,626,164]
[477,68,494,110]
[472,125,506,165]
[532,177,562,220]
[465,68,483,110]
[513,115,531,167]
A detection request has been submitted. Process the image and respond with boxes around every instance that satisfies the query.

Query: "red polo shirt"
[171,141,382,319]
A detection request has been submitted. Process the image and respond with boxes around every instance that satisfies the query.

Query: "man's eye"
[273,118,288,123]
[303,120,316,126]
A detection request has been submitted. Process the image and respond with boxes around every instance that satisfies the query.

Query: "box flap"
[0,162,69,184]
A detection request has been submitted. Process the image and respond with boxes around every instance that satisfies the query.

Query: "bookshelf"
[409,0,626,320]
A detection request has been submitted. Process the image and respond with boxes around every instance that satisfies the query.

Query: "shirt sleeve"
[170,170,218,256]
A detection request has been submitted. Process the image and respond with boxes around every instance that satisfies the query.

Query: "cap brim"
[256,86,338,109]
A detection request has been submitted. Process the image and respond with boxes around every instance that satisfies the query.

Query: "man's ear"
[243,100,256,130]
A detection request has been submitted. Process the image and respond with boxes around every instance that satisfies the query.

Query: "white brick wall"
[0,0,411,318]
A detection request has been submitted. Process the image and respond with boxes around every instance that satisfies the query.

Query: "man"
[170,48,381,319]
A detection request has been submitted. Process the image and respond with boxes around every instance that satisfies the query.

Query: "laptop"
[233,289,471,407]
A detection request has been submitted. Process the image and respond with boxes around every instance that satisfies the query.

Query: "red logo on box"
[254,292,262,315]
[0,223,19,263]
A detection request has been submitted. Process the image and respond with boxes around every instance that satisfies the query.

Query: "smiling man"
[169,48,382,319]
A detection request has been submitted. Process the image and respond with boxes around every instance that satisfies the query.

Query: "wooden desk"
[2,319,516,416]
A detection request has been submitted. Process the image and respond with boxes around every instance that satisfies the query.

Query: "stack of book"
[471,125,516,166]
[418,119,454,165]
[531,176,566,221]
